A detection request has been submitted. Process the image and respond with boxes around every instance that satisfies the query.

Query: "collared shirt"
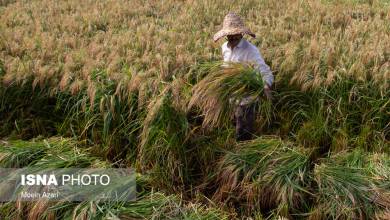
[222,38,274,87]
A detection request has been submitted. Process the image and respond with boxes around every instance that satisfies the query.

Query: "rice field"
[0,0,389,219]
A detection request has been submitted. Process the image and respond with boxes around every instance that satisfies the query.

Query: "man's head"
[213,12,255,42]
[226,34,243,48]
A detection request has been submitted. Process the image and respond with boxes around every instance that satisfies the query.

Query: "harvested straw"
[188,61,265,128]
[312,149,390,219]
[213,137,313,215]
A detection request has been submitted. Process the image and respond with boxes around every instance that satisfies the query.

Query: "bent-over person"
[213,12,274,141]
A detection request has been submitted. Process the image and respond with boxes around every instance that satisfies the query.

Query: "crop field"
[0,0,389,219]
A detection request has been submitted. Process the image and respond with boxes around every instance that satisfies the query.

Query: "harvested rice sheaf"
[0,137,109,168]
[311,149,390,220]
[189,62,266,128]
[213,137,313,217]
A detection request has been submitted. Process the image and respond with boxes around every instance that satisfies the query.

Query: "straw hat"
[213,12,256,42]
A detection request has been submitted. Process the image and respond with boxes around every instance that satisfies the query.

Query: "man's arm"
[250,48,274,100]
[251,48,274,87]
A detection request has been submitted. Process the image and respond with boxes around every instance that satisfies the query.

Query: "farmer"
[213,12,274,141]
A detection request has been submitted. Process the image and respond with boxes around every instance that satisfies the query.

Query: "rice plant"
[213,137,313,217]
[311,149,390,219]
[67,191,231,220]
[0,0,389,219]
[55,68,144,164]
[188,61,267,128]
[0,137,48,168]
[9,186,231,220]
[138,86,191,192]
[0,83,64,139]
[0,137,109,168]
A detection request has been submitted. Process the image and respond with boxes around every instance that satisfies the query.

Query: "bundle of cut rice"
[188,61,265,127]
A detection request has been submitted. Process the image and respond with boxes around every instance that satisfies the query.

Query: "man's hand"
[264,84,273,101]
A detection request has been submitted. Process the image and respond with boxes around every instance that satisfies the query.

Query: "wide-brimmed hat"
[213,12,256,42]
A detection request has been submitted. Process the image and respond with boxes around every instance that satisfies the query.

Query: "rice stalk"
[30,190,231,220]
[138,86,190,191]
[0,137,48,168]
[213,137,313,216]
[188,61,266,128]
[311,149,390,219]
[0,137,109,168]
[117,192,231,220]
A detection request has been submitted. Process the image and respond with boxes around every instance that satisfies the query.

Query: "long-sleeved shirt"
[222,38,274,87]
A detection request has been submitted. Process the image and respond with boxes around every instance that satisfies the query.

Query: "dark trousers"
[235,103,256,141]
